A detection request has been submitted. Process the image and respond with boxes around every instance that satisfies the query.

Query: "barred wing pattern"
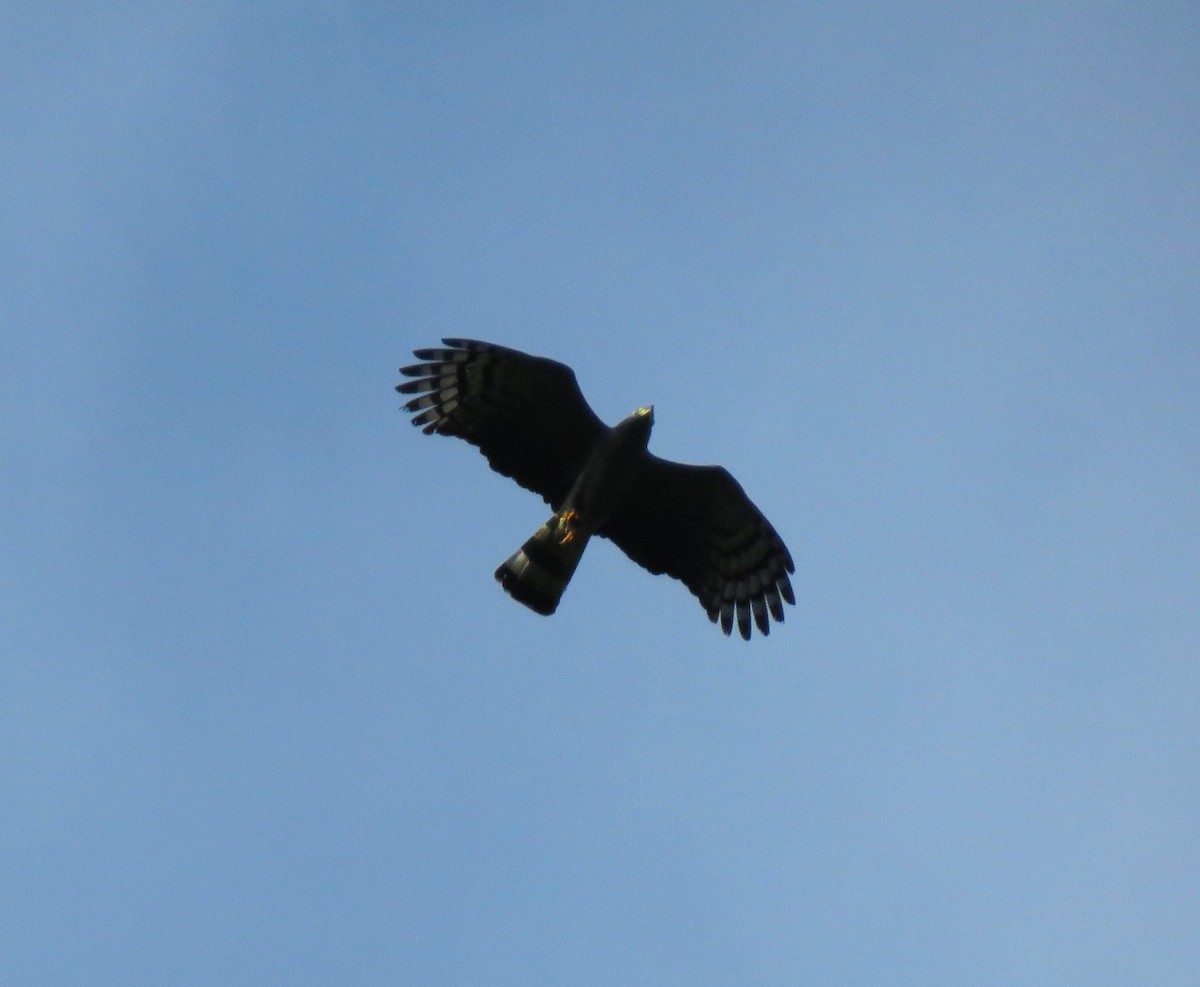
[397,339,607,508]
[598,459,795,639]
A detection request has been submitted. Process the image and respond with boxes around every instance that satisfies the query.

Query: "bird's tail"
[494,510,590,616]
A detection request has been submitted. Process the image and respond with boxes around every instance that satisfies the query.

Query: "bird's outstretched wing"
[397,338,608,508]
[598,458,795,639]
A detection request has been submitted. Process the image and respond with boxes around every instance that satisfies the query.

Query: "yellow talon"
[558,510,579,544]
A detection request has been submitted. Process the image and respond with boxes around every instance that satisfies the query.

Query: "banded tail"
[495,511,590,616]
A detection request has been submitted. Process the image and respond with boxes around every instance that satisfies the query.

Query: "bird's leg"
[557,509,579,544]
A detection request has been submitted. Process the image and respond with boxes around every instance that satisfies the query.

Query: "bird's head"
[615,405,655,448]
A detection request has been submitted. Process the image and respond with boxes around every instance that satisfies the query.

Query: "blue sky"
[2,3,1197,983]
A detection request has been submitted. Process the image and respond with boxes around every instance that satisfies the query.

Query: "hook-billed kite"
[397,339,795,639]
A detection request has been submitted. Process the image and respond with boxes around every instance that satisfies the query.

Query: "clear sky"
[3,3,1197,984]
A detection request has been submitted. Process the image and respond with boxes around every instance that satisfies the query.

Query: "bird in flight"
[397,339,794,639]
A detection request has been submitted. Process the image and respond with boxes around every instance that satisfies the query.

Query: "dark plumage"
[397,339,795,639]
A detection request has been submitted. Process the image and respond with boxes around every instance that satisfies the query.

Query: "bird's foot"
[558,510,579,544]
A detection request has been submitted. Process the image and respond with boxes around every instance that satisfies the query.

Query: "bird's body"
[397,339,794,639]
[495,406,654,615]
